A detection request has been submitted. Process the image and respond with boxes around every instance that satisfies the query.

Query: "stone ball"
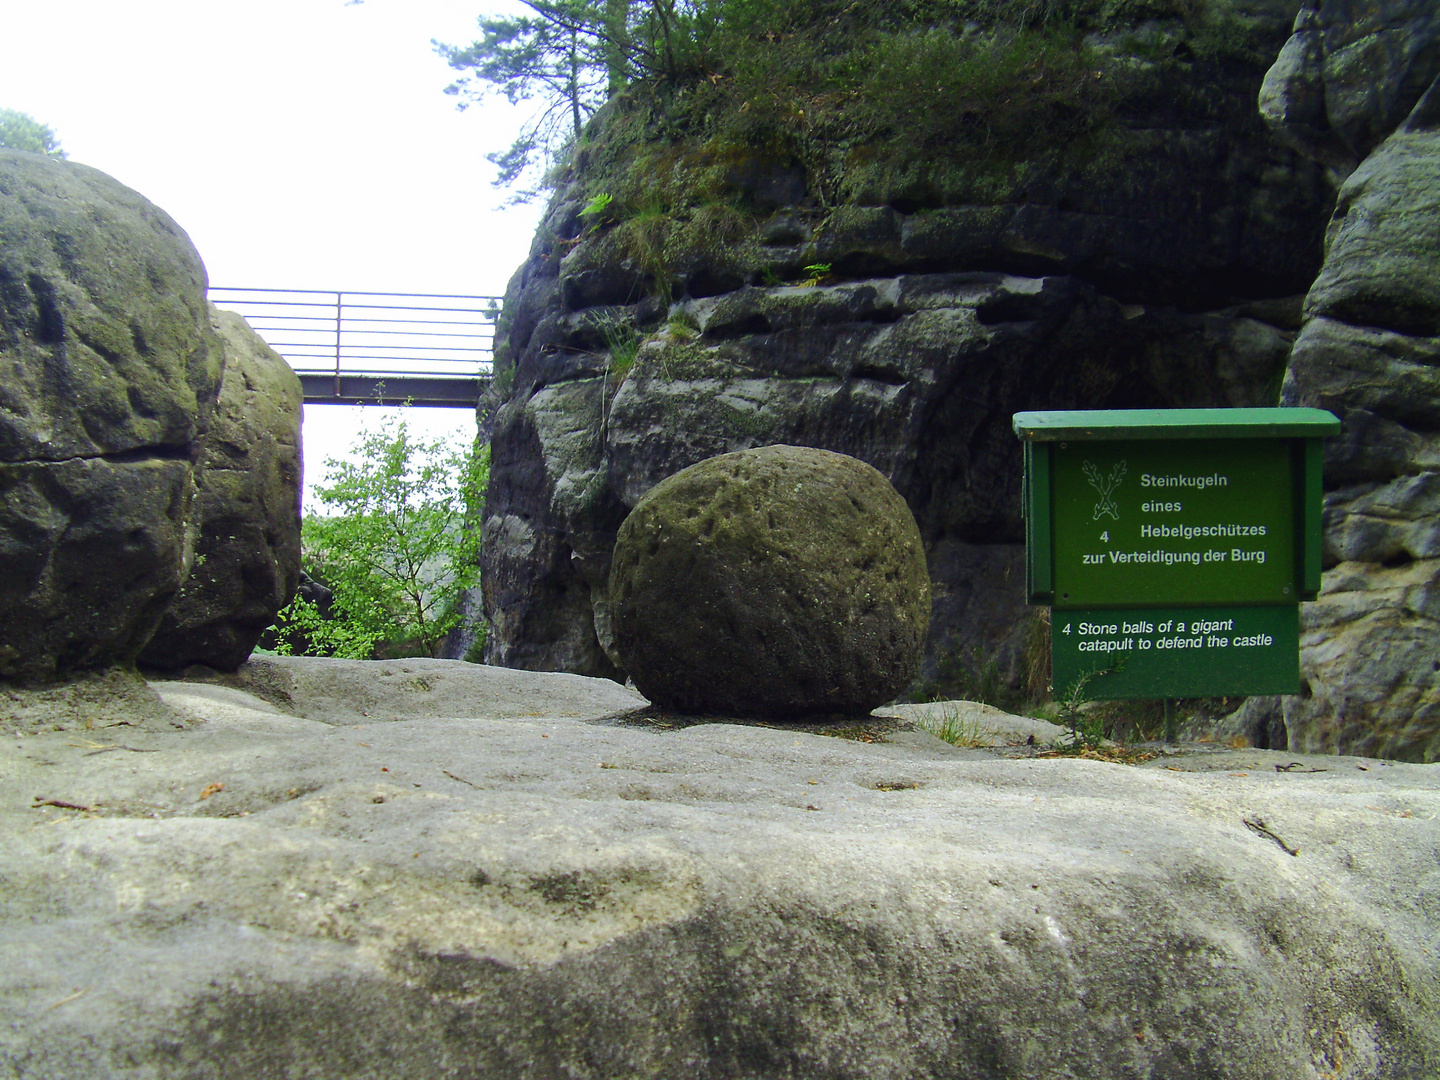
[609,445,930,716]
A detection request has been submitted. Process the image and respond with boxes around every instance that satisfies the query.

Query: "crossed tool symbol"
[1084,460,1127,520]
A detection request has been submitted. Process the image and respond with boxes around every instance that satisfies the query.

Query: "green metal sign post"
[1013,408,1339,702]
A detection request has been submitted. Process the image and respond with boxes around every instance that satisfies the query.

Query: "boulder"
[0,457,196,681]
[1273,28,1440,760]
[139,308,303,672]
[0,151,223,684]
[2,658,1438,1077]
[609,445,929,716]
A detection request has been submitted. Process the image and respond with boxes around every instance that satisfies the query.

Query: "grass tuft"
[916,703,991,748]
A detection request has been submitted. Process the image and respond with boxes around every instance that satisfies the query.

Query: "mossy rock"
[0,151,221,684]
[139,309,304,672]
[609,445,929,717]
[0,150,220,463]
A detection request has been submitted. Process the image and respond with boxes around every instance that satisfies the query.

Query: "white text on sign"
[1062,617,1277,654]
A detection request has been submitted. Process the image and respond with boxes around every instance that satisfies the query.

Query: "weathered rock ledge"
[2,658,1436,1078]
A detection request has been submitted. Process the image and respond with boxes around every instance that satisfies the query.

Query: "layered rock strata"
[479,2,1332,693]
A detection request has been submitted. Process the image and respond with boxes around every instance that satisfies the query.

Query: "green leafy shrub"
[272,418,488,659]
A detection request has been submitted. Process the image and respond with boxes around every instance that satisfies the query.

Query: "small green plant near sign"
[1052,662,1115,749]
[909,638,1007,708]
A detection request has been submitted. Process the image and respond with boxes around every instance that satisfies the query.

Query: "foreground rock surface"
[2,658,1437,1078]
[0,150,223,684]
[610,445,929,716]
[139,309,304,672]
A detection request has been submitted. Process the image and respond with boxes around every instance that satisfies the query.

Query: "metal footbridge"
[209,288,501,408]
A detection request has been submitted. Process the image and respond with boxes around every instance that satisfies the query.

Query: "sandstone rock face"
[609,445,929,716]
[139,308,303,672]
[2,660,1438,1077]
[1292,561,1440,760]
[0,151,222,684]
[484,270,1312,690]
[1260,0,1440,174]
[479,2,1332,693]
[1271,17,1440,760]
[0,457,197,681]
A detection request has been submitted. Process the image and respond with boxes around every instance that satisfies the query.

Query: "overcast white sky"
[0,0,544,505]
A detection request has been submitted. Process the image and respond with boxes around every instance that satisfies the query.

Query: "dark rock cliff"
[480,0,1331,696]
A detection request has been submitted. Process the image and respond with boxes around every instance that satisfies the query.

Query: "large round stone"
[0,151,222,684]
[0,151,221,464]
[609,445,930,716]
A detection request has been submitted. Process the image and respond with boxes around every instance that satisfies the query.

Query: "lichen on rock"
[1272,5,1440,761]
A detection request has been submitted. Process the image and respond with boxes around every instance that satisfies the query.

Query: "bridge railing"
[208,287,502,407]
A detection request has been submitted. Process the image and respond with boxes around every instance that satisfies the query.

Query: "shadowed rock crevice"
[138,308,303,673]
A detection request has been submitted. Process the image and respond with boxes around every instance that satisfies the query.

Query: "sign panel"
[1051,438,1295,609]
[1015,408,1338,704]
[1050,604,1299,699]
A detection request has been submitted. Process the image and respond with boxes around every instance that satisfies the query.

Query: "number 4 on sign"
[1100,531,1109,542]
[1062,622,1072,635]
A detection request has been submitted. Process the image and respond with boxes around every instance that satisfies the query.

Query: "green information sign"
[1013,408,1339,702]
